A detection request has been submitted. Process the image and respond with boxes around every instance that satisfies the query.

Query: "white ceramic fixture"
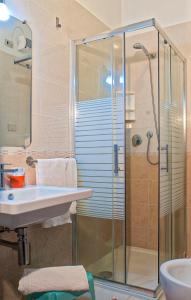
[0,185,92,228]
[160,259,191,300]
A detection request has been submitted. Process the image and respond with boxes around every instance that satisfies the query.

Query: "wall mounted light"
[0,0,10,21]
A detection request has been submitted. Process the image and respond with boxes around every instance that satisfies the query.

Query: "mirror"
[0,15,32,148]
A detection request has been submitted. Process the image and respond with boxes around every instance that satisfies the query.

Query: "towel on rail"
[36,158,77,227]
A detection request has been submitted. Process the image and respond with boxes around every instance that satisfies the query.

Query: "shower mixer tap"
[132,134,142,147]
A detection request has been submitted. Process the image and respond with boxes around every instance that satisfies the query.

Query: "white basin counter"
[0,185,92,229]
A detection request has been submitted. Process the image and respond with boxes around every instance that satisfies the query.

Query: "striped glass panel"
[76,97,125,220]
[159,36,186,265]
[171,49,186,258]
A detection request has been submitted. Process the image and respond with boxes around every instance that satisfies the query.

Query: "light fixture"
[0,0,10,21]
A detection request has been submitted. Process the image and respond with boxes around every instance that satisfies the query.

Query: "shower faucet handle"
[132,134,142,147]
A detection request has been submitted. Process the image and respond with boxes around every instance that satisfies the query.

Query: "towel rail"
[26,156,75,168]
[26,156,37,168]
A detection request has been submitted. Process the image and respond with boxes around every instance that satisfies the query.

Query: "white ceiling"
[77,0,191,29]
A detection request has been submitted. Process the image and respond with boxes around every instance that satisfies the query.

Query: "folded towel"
[18,265,89,295]
[36,158,77,228]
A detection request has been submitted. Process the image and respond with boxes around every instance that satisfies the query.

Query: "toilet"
[160,259,191,300]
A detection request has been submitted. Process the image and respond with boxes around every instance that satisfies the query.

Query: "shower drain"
[98,271,113,279]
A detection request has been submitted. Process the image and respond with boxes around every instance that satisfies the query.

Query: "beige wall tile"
[148,180,158,207]
[130,154,149,180]
[128,155,158,250]
[130,225,148,249]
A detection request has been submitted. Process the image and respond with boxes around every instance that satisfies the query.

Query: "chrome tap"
[0,163,16,190]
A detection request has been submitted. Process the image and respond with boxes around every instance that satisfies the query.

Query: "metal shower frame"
[71,18,187,299]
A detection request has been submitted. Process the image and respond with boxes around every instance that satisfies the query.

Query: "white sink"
[0,185,92,229]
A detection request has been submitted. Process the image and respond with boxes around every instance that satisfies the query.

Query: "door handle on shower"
[161,144,169,172]
[114,144,119,175]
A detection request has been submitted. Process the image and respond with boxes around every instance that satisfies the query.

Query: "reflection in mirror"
[0,15,32,147]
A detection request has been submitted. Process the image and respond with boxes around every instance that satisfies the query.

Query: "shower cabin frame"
[71,18,187,299]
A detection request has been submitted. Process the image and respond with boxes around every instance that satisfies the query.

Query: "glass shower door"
[75,34,126,283]
[159,36,186,266]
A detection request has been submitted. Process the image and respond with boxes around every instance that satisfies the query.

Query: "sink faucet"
[0,163,16,190]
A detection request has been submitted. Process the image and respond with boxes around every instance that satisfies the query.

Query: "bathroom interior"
[0,0,190,300]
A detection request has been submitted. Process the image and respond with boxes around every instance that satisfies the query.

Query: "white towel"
[36,158,77,228]
[18,265,89,295]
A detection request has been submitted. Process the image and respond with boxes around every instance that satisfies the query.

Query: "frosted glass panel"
[171,49,186,259]
[159,36,186,266]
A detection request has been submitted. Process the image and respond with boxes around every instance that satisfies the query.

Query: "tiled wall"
[6,0,107,154]
[0,1,107,299]
[127,154,158,250]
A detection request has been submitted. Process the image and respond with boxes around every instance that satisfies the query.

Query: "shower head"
[133,43,151,58]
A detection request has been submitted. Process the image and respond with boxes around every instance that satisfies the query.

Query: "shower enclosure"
[72,19,186,298]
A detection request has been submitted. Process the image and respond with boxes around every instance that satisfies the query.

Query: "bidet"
[160,259,191,300]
